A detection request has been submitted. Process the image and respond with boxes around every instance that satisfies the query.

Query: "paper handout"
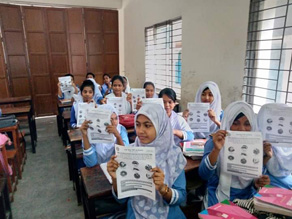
[262,107,292,146]
[115,145,156,200]
[107,97,124,115]
[187,102,210,133]
[142,98,164,109]
[131,88,146,112]
[85,108,114,143]
[76,102,95,127]
[58,76,72,92]
[223,131,263,178]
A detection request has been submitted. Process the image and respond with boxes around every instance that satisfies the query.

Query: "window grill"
[145,17,182,99]
[243,0,292,113]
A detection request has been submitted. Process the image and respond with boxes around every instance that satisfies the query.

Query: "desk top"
[81,165,112,199]
[1,106,31,115]
[58,101,73,108]
[0,124,18,132]
[0,96,31,105]
[185,157,201,173]
[68,129,82,142]
[81,157,201,200]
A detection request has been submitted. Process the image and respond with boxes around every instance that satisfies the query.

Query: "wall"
[121,0,250,109]
[0,0,122,9]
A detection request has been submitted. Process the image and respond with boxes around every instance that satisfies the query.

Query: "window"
[145,18,182,99]
[243,0,292,113]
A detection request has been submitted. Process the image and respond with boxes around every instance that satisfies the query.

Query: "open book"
[254,185,292,217]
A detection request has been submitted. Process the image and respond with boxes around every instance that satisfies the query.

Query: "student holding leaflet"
[257,103,292,189]
[184,81,223,139]
[102,75,132,115]
[159,88,194,146]
[199,101,271,208]
[81,104,129,167]
[70,80,96,128]
[58,73,79,100]
[107,104,187,218]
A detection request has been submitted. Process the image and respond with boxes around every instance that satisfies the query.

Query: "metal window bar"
[145,17,182,99]
[243,0,292,111]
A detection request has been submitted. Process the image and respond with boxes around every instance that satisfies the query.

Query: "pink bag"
[0,134,13,176]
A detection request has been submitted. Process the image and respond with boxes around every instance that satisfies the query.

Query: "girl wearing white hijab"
[81,104,129,167]
[184,81,223,139]
[123,76,131,93]
[159,88,194,146]
[199,101,271,207]
[258,103,292,189]
[107,104,187,219]
[102,75,132,115]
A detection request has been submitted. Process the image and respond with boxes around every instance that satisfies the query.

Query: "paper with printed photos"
[115,145,156,200]
[107,97,123,115]
[131,88,146,112]
[85,108,114,143]
[141,98,164,109]
[76,102,95,127]
[223,131,263,178]
[58,76,72,92]
[262,107,292,146]
[187,102,210,133]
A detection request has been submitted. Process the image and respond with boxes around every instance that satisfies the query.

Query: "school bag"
[0,115,17,129]
[119,114,135,128]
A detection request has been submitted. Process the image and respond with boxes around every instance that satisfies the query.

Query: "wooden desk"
[0,124,24,179]
[2,106,36,153]
[62,111,71,146]
[185,157,200,173]
[80,165,123,219]
[57,100,73,136]
[0,177,12,219]
[0,96,32,105]
[67,129,82,205]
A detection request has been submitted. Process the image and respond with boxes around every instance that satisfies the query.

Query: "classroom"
[0,0,291,218]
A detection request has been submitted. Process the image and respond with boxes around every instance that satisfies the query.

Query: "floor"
[11,116,84,219]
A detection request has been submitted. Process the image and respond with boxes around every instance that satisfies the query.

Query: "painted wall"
[0,0,122,9]
[120,0,250,109]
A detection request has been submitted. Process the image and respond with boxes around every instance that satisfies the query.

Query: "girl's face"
[145,84,155,98]
[201,88,214,103]
[136,115,156,144]
[112,79,124,96]
[104,76,110,84]
[82,86,94,102]
[230,115,251,131]
[162,94,176,117]
[111,113,118,127]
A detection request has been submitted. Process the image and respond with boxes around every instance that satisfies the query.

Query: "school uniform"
[58,86,78,100]
[101,83,112,96]
[106,92,132,115]
[112,104,187,218]
[258,103,292,189]
[193,81,222,139]
[199,101,260,208]
[170,111,194,145]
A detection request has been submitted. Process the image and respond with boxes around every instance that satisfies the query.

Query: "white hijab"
[74,78,102,104]
[194,81,222,138]
[132,104,186,219]
[216,101,257,203]
[257,103,292,177]
[143,81,158,98]
[123,76,131,93]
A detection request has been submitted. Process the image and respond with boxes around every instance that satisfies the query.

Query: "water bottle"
[0,108,2,117]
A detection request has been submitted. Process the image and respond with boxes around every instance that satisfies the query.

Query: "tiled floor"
[11,116,84,219]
